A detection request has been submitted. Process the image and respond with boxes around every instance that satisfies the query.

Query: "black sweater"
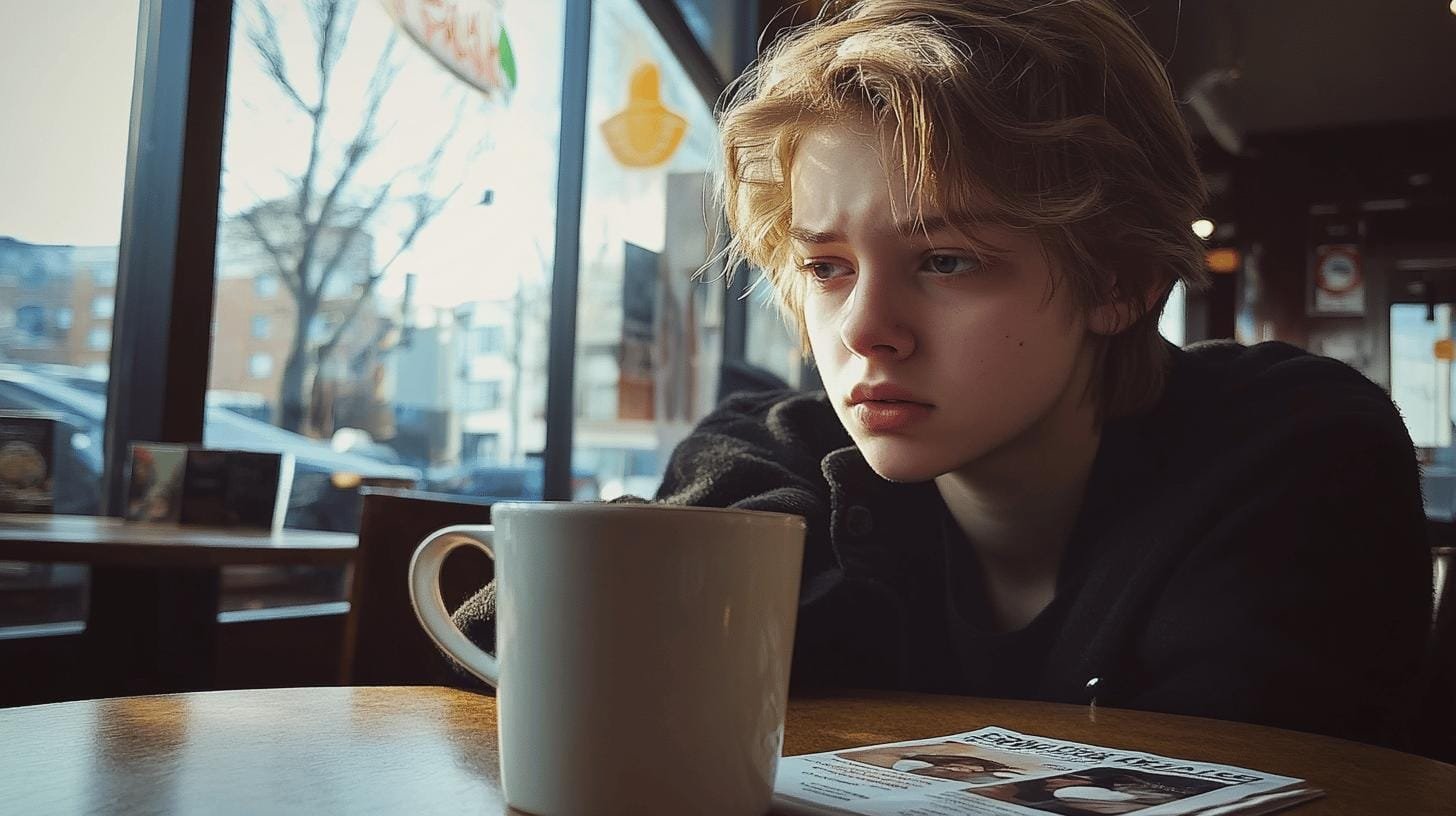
[454,341,1432,746]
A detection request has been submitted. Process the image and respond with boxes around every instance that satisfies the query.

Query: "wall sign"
[1311,243,1366,316]
[600,63,687,168]
[381,0,518,99]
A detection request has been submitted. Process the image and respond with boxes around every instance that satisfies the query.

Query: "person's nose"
[838,268,916,361]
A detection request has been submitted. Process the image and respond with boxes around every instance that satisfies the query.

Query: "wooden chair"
[340,488,494,687]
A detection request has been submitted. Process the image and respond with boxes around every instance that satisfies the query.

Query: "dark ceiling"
[757,0,1456,135]
[1128,0,1456,134]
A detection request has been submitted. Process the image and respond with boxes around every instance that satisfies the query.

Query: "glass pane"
[671,0,716,52]
[0,0,141,629]
[1392,302,1456,520]
[1391,303,1453,450]
[573,0,724,502]
[1158,281,1188,347]
[210,0,563,610]
[743,281,804,392]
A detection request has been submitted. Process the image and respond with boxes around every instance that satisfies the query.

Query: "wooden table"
[1,686,1450,815]
[0,514,356,695]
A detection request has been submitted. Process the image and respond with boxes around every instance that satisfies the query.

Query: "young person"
[455,0,1431,746]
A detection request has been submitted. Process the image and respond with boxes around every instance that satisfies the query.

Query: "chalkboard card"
[0,412,58,514]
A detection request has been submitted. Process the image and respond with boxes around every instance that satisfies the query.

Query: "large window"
[208,0,564,610]
[2,0,763,632]
[571,0,726,501]
[0,0,141,629]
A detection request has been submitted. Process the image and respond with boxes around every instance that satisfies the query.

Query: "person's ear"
[1087,280,1168,337]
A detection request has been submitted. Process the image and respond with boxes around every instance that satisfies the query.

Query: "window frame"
[101,0,231,514]
[95,0,756,509]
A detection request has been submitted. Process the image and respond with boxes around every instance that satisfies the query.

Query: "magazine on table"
[774,727,1323,816]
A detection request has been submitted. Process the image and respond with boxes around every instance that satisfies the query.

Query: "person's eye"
[799,260,851,281]
[921,254,980,276]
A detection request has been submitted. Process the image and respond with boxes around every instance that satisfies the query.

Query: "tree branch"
[239,207,304,301]
[295,0,360,246]
[310,184,392,311]
[297,34,398,301]
[319,173,464,360]
[306,0,355,80]
[248,2,310,113]
[350,34,400,161]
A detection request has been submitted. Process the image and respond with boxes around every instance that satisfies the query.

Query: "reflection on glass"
[669,0,739,79]
[210,0,563,611]
[1158,282,1188,347]
[1393,302,1456,521]
[744,280,804,392]
[0,1,141,628]
[573,0,725,502]
[1391,303,1453,449]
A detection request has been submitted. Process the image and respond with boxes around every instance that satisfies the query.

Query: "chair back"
[341,488,493,686]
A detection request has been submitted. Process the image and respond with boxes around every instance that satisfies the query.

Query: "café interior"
[2,1,1456,813]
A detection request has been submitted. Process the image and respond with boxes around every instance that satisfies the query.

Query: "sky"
[213,0,571,309]
[0,0,719,314]
[0,1,142,246]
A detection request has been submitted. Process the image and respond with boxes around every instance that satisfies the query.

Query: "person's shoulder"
[699,387,830,425]
[1181,339,1376,392]
[655,388,850,506]
[692,388,848,453]
[1166,341,1417,490]
[1175,340,1403,433]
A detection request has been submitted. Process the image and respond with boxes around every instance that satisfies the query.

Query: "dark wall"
[1198,120,1456,383]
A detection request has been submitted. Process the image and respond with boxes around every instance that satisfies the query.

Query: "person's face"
[788,118,1097,482]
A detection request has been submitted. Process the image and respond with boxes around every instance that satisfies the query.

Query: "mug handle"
[408,525,500,688]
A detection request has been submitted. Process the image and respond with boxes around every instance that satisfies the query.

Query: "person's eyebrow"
[787,225,843,244]
[788,215,982,245]
[895,214,959,237]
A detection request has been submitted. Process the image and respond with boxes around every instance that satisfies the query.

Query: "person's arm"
[656,390,838,504]
[1123,400,1432,747]
[448,390,842,658]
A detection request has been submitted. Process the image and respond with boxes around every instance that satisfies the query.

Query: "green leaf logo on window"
[499,27,517,91]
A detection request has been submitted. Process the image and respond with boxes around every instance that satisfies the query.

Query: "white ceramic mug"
[408,502,806,816]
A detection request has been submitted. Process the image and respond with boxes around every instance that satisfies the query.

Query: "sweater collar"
[819,446,941,582]
[814,347,1183,584]
[1059,345,1190,580]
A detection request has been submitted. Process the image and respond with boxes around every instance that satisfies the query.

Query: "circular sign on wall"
[1311,243,1365,316]
[1315,245,1363,294]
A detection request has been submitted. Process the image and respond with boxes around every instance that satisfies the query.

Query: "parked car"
[0,363,421,531]
[424,461,599,503]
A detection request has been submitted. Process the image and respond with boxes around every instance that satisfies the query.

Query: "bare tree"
[234,0,477,434]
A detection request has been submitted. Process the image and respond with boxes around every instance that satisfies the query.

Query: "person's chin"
[856,439,950,483]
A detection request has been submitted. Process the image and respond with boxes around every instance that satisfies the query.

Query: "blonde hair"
[718,0,1209,417]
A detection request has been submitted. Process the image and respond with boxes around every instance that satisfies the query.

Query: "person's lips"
[847,383,933,432]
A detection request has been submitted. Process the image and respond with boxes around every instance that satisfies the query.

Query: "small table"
[0,514,356,694]
[1,686,1450,815]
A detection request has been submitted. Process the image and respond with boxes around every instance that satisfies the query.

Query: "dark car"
[424,461,599,503]
[0,363,421,529]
